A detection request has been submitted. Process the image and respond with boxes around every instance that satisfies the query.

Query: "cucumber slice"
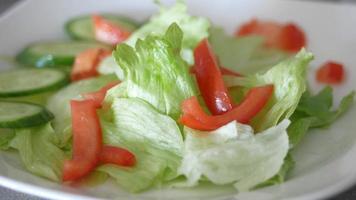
[0,101,54,128]
[65,14,139,41]
[0,69,68,97]
[16,41,111,67]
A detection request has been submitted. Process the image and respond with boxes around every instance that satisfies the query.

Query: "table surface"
[1,0,356,199]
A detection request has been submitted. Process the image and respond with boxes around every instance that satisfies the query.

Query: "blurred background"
[0,0,355,200]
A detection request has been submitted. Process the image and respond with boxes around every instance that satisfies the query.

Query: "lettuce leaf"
[226,49,313,132]
[9,123,65,181]
[209,27,288,75]
[178,119,290,191]
[98,1,210,77]
[288,87,355,148]
[47,75,117,146]
[126,1,209,51]
[99,97,184,192]
[111,23,197,119]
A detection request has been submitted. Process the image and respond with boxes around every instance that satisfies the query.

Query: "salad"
[0,1,354,193]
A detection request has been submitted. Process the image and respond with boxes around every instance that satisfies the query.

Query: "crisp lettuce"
[9,123,65,181]
[209,27,288,75]
[126,1,209,51]
[47,75,117,146]
[288,87,355,148]
[99,1,210,76]
[98,97,184,192]
[110,23,197,119]
[178,119,290,191]
[226,49,313,132]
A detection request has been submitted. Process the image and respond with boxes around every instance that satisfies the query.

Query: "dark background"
[0,0,356,199]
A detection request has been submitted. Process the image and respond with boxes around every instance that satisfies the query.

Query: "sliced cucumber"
[0,101,54,128]
[16,41,111,67]
[65,14,139,41]
[0,69,68,97]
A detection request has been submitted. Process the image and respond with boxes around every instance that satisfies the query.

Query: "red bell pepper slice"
[71,48,111,81]
[316,61,345,84]
[100,146,136,167]
[63,100,102,181]
[179,84,274,131]
[235,18,306,52]
[82,81,120,108]
[193,39,233,115]
[92,15,131,45]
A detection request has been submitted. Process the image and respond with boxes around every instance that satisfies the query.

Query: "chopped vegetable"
[111,23,196,119]
[93,15,131,45]
[178,119,290,191]
[10,123,65,181]
[193,39,233,114]
[62,100,102,181]
[236,19,306,52]
[180,85,274,131]
[71,48,112,81]
[316,61,345,84]
[100,146,136,167]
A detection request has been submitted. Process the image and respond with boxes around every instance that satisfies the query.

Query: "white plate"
[1,0,356,199]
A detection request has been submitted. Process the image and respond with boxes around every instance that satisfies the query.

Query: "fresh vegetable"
[193,39,233,114]
[62,99,102,182]
[178,119,290,191]
[10,123,65,181]
[227,49,313,131]
[47,75,117,146]
[0,69,68,97]
[180,85,274,131]
[100,146,136,167]
[316,61,345,84]
[0,101,54,128]
[126,1,210,65]
[17,41,110,68]
[236,19,306,52]
[65,14,139,41]
[93,15,132,45]
[110,23,197,119]
[209,27,288,75]
[288,87,355,148]
[98,97,184,192]
[71,48,111,81]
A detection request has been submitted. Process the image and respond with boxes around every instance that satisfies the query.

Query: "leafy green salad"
[0,1,354,193]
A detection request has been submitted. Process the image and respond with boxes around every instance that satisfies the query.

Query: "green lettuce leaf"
[209,27,288,75]
[178,119,290,191]
[288,87,355,148]
[98,1,210,77]
[227,49,313,132]
[111,23,196,119]
[47,75,117,146]
[126,1,209,51]
[9,123,65,181]
[98,97,184,192]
